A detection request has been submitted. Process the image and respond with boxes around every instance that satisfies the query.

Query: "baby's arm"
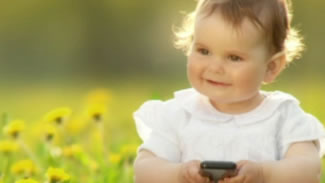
[134,150,181,183]
[262,141,321,183]
[134,149,211,183]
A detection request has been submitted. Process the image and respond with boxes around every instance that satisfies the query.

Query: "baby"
[133,0,325,183]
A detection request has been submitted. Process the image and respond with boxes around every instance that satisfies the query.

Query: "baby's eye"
[197,48,210,55]
[228,55,243,62]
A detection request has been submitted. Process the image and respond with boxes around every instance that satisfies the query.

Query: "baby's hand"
[179,160,212,183]
[218,160,264,183]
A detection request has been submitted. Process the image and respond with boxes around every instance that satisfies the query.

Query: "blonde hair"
[173,0,304,63]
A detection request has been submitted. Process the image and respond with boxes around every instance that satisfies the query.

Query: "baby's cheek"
[187,62,205,85]
[188,60,203,73]
[235,70,263,92]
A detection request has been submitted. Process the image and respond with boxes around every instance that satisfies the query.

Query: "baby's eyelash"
[228,55,243,62]
[197,48,210,55]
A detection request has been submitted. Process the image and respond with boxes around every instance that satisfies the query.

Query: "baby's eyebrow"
[225,49,249,57]
[193,42,208,48]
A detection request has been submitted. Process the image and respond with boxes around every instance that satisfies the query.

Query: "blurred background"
[0,0,324,182]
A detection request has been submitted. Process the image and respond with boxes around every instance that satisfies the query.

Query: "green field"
[0,78,324,183]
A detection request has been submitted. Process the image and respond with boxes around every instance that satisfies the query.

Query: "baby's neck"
[209,92,265,114]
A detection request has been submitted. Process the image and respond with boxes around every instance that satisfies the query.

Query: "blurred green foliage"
[0,0,324,82]
[0,0,324,182]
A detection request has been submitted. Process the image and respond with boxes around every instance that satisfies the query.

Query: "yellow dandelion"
[86,89,111,106]
[44,107,71,125]
[108,153,122,165]
[0,140,19,154]
[46,167,70,183]
[11,159,37,176]
[4,120,25,139]
[86,89,111,122]
[44,124,57,142]
[15,178,39,183]
[87,104,107,122]
[62,144,83,159]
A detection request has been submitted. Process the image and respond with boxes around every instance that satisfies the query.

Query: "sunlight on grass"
[0,79,324,182]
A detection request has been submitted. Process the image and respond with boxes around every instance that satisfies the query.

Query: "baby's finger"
[227,175,245,183]
[203,177,212,183]
[236,160,249,169]
[223,177,230,183]
[184,167,195,183]
[193,172,208,183]
[188,165,202,183]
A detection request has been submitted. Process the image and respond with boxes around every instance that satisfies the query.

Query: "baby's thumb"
[188,161,208,183]
[189,162,200,174]
[187,160,201,178]
[189,166,196,176]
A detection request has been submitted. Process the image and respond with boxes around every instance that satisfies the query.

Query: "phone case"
[200,161,237,183]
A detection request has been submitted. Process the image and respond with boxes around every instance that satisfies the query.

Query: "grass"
[0,78,324,182]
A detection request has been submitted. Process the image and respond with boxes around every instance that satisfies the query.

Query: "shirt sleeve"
[278,102,325,158]
[133,100,181,162]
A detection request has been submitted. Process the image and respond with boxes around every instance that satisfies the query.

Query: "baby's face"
[187,12,272,112]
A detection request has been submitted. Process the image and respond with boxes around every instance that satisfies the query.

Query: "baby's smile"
[205,79,232,87]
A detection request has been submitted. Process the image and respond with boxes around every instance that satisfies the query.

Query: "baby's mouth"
[206,79,232,87]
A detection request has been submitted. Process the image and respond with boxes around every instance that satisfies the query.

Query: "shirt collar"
[174,88,299,126]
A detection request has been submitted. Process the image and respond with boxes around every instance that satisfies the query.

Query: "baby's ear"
[264,52,286,83]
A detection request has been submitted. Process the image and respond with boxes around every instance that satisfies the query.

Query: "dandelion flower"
[0,140,19,154]
[87,104,107,122]
[11,159,37,176]
[4,120,25,139]
[15,178,39,183]
[46,167,70,183]
[86,89,111,106]
[44,124,57,142]
[86,89,110,122]
[44,107,71,125]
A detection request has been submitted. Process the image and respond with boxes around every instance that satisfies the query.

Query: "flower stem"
[1,155,10,182]
[18,138,44,172]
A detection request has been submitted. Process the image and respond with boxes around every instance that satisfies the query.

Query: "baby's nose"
[208,59,225,74]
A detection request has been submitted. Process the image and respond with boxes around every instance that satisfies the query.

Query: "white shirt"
[134,88,325,163]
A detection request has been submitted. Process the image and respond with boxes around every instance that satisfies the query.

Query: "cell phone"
[199,161,237,182]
